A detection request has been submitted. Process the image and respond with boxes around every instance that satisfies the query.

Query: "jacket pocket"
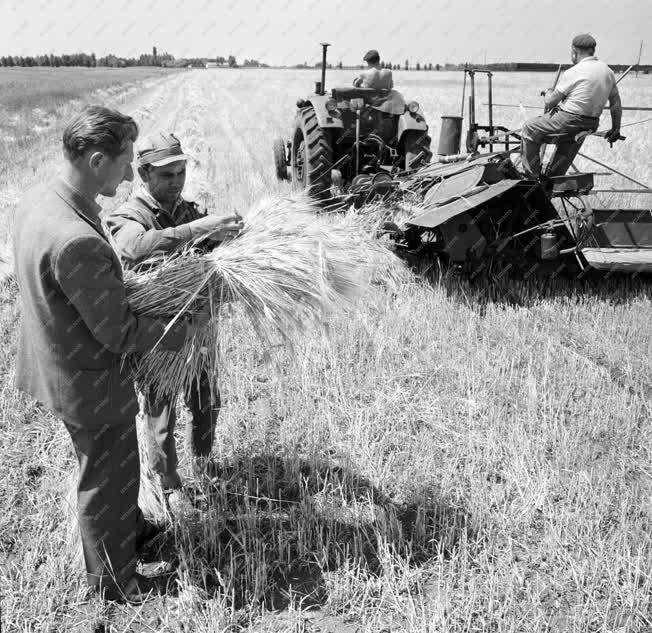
[58,366,137,427]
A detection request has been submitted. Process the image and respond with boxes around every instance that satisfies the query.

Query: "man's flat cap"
[137,131,188,167]
[572,33,597,50]
[363,49,380,62]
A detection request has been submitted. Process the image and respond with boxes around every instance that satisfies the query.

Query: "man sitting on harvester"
[520,33,623,178]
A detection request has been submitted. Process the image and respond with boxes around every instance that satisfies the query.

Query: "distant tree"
[153,46,157,60]
[416,62,420,70]
[215,56,225,64]
[337,61,343,69]
[404,59,409,70]
[227,54,237,67]
[435,63,441,71]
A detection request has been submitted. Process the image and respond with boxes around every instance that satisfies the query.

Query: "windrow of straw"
[0,242,15,286]
[124,194,409,402]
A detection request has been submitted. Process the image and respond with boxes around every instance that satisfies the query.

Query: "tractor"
[273,43,432,200]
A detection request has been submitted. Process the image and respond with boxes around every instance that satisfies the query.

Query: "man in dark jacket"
[12,106,203,604]
[103,132,243,513]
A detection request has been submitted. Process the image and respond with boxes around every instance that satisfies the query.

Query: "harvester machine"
[377,68,652,275]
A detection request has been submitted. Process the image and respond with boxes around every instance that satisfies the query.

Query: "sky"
[1,0,650,66]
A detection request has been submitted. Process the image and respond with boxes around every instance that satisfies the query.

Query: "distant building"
[205,62,217,68]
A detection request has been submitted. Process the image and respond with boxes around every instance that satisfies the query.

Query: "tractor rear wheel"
[273,138,289,180]
[404,131,433,171]
[291,106,333,199]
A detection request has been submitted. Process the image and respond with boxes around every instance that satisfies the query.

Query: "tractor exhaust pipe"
[319,42,330,96]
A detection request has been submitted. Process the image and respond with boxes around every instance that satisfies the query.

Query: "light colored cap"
[136,131,188,167]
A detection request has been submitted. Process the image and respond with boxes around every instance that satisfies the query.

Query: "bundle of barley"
[125,194,409,401]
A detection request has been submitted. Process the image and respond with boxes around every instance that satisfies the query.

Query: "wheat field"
[1,68,651,632]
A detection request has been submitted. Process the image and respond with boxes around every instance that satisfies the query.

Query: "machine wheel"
[404,131,432,170]
[273,138,289,180]
[291,106,333,199]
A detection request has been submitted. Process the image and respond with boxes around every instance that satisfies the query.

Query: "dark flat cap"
[572,33,597,50]
[363,49,380,62]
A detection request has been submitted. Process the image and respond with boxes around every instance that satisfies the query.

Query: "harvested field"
[1,68,651,632]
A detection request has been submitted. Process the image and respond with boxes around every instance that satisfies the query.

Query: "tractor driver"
[353,49,393,90]
[520,33,622,179]
[353,49,404,142]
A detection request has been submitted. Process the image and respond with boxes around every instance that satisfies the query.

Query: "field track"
[1,69,651,632]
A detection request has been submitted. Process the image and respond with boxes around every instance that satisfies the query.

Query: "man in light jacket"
[103,131,243,515]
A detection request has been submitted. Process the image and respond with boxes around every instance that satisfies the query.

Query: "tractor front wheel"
[273,138,289,180]
[291,106,333,199]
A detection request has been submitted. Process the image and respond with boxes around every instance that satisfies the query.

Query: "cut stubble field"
[0,68,651,632]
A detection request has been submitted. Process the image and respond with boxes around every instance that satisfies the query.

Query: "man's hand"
[187,214,244,243]
[604,128,624,146]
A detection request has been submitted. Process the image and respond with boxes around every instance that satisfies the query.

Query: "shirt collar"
[578,56,597,63]
[136,183,183,216]
[53,176,102,227]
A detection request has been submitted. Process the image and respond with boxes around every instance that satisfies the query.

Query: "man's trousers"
[142,372,219,491]
[63,418,143,589]
[521,109,599,178]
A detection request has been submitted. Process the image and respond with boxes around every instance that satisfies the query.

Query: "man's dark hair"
[365,52,380,64]
[63,105,138,161]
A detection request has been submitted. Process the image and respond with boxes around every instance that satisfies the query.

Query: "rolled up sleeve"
[54,235,187,354]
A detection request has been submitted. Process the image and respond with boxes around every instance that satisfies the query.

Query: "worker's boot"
[98,573,159,604]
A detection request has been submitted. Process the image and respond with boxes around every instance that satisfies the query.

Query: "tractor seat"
[331,87,391,102]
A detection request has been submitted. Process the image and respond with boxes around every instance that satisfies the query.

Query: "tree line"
[0,51,261,68]
[304,61,457,71]
[0,51,175,68]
